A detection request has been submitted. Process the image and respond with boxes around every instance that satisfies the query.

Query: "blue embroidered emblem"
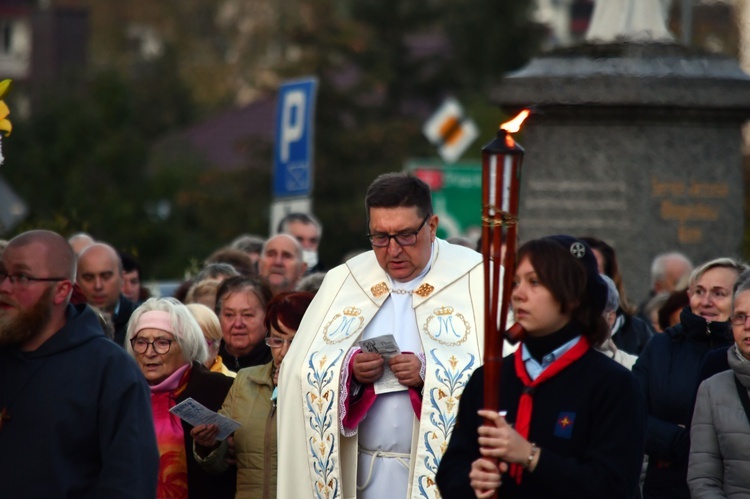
[554,411,576,439]
[435,315,460,339]
[423,307,471,346]
[322,308,364,343]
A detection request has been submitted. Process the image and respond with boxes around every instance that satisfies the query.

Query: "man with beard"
[258,234,307,296]
[0,230,158,497]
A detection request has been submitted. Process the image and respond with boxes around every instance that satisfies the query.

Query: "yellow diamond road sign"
[422,97,479,164]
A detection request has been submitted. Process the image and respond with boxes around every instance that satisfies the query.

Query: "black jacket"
[437,335,645,498]
[219,341,272,373]
[698,345,732,383]
[177,362,236,499]
[113,294,137,347]
[0,304,159,497]
[633,307,733,499]
[612,309,654,356]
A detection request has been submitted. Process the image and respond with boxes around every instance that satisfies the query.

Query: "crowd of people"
[0,171,747,498]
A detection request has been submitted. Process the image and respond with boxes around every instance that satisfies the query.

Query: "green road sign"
[407,159,481,244]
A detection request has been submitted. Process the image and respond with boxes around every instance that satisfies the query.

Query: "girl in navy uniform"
[437,235,646,499]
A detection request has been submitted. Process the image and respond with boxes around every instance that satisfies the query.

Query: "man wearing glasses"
[278,172,484,499]
[0,230,158,497]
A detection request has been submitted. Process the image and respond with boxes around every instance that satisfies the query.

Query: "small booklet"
[169,397,241,441]
[358,334,406,395]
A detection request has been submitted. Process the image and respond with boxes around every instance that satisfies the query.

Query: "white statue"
[586,0,674,43]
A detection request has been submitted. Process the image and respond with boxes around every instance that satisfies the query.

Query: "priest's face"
[368,206,437,283]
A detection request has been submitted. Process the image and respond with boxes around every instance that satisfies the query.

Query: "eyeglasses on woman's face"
[731,312,750,327]
[130,337,174,355]
[265,336,293,349]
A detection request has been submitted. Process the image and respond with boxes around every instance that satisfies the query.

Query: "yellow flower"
[0,79,12,137]
[0,79,10,99]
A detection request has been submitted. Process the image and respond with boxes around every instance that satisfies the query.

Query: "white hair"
[601,274,620,315]
[126,297,208,364]
[650,252,692,289]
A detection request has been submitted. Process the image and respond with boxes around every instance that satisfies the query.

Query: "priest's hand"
[470,457,507,498]
[353,352,385,384]
[389,353,423,388]
[477,409,539,471]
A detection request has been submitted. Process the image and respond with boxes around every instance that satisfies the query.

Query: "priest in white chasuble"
[277,172,486,499]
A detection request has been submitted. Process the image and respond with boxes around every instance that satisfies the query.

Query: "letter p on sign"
[273,78,318,198]
[280,90,305,162]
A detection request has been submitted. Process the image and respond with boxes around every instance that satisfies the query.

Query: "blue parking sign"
[273,77,318,198]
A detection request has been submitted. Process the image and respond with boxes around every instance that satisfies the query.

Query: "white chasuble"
[277,239,486,499]
[356,249,432,499]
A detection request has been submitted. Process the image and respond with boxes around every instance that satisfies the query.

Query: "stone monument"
[585,0,673,43]
[493,0,750,302]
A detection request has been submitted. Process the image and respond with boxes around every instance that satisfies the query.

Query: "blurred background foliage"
[3,0,543,278]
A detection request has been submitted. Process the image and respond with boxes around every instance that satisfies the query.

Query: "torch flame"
[500,109,530,134]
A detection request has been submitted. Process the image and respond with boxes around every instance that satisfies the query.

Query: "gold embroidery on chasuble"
[370,282,434,298]
[371,282,388,297]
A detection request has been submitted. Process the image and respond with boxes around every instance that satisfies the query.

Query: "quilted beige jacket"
[195,362,277,499]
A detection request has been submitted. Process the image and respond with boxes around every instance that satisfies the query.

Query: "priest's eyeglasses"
[731,313,750,326]
[367,215,429,248]
[0,272,67,288]
[265,336,293,349]
[130,337,174,354]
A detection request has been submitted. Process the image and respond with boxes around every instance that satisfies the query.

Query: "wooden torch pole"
[481,121,525,497]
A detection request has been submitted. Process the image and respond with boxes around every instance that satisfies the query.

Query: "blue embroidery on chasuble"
[416,349,477,497]
[305,349,344,498]
[322,307,364,344]
[422,306,471,346]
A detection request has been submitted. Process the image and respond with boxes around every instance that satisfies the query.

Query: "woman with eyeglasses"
[688,273,750,497]
[633,258,748,499]
[191,291,314,499]
[126,297,236,499]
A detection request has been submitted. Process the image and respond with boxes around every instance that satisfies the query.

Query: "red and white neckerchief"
[508,336,590,483]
